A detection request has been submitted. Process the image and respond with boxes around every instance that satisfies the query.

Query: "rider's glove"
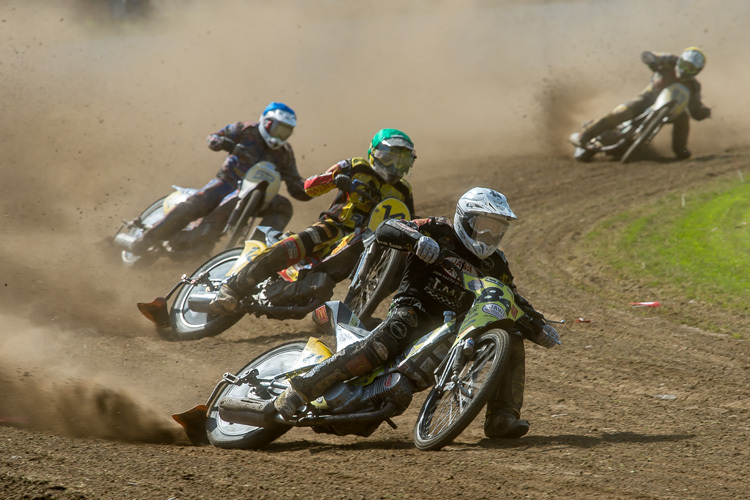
[219,137,236,152]
[641,50,659,71]
[207,135,235,153]
[537,324,561,348]
[334,174,353,192]
[692,106,711,121]
[414,236,440,264]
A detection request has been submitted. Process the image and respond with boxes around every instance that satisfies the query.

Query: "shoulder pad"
[350,157,369,168]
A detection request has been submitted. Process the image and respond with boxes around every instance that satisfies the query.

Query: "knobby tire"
[621,106,671,164]
[413,329,511,451]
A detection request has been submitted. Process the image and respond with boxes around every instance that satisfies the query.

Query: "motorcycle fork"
[433,336,478,401]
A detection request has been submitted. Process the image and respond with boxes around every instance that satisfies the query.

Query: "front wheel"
[621,106,670,164]
[225,189,264,250]
[164,247,245,341]
[413,329,511,451]
[207,341,306,449]
[344,244,405,322]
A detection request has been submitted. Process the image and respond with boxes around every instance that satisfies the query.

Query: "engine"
[311,372,415,437]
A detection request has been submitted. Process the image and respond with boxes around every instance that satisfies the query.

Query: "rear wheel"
[113,196,167,267]
[207,341,306,449]
[344,244,405,322]
[621,106,670,164]
[414,329,511,451]
[164,247,244,341]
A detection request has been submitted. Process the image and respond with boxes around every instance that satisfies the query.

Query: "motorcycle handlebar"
[350,179,380,204]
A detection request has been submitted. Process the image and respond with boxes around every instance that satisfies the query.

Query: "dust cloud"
[1,0,748,441]
[0,316,187,443]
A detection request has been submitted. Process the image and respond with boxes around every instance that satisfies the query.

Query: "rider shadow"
[248,432,694,453]
[229,328,325,345]
[264,439,416,453]
[606,146,674,164]
[471,431,694,450]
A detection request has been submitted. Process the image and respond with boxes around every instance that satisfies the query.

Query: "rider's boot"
[571,117,610,147]
[672,112,691,160]
[207,285,240,315]
[273,387,306,420]
[208,241,292,315]
[484,334,529,439]
[484,408,530,439]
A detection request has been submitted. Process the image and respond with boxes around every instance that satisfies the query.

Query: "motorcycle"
[171,251,561,451]
[113,143,282,266]
[570,82,692,164]
[137,180,409,341]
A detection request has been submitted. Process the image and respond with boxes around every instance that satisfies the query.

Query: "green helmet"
[367,128,416,184]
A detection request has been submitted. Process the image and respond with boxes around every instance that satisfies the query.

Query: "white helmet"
[454,188,516,259]
[676,47,706,78]
[258,102,297,149]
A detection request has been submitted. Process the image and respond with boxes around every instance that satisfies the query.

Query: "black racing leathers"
[376,217,516,311]
[288,216,532,419]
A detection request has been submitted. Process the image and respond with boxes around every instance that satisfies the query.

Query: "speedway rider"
[208,128,417,315]
[570,47,711,160]
[124,102,311,255]
[273,187,560,439]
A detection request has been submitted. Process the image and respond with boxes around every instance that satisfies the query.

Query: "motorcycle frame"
[214,266,531,431]
[585,82,691,154]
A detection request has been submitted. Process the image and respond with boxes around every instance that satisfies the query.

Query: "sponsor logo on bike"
[482,303,506,320]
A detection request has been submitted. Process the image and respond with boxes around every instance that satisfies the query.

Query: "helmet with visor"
[259,102,297,149]
[676,47,706,78]
[368,128,416,184]
[454,187,517,260]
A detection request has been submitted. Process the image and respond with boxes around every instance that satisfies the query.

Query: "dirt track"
[1,2,749,499]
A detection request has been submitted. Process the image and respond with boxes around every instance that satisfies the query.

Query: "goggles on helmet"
[371,144,415,177]
[467,214,509,246]
[678,59,698,77]
[264,119,295,141]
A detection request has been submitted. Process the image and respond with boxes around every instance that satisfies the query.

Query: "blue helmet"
[259,102,297,149]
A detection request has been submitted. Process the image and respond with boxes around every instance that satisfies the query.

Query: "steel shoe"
[484,409,530,439]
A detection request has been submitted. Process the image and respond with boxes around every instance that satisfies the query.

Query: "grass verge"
[585,175,749,334]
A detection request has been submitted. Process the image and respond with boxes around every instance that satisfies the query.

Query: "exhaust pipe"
[187,292,217,313]
[218,396,291,428]
[114,233,138,251]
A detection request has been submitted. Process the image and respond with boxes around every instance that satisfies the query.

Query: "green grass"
[587,177,750,315]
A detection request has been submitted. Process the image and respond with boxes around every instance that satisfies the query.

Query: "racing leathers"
[134,121,310,250]
[284,216,542,438]
[219,157,415,302]
[579,50,711,159]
